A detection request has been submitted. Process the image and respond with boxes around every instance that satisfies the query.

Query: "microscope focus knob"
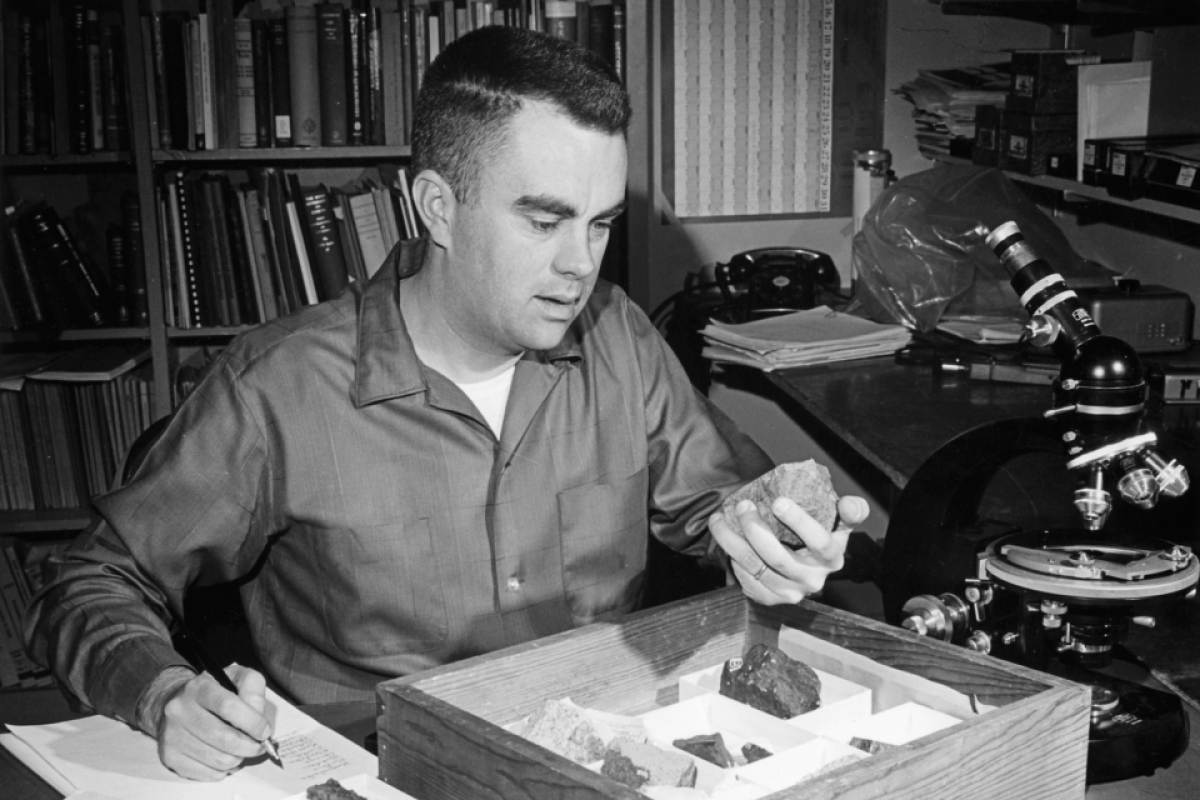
[900,594,970,643]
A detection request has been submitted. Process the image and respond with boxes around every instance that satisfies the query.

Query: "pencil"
[175,628,283,764]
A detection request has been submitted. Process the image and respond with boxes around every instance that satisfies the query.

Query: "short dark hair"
[411,26,632,203]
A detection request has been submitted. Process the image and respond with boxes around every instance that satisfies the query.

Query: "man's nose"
[552,228,599,280]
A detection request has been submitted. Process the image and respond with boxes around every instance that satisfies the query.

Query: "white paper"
[1077,62,1151,181]
[6,690,378,800]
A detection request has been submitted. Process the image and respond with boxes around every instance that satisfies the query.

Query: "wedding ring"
[752,563,769,581]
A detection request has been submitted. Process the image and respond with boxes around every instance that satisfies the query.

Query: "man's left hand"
[709,495,870,605]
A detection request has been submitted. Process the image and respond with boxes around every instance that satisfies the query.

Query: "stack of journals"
[701,307,912,371]
[895,63,1009,159]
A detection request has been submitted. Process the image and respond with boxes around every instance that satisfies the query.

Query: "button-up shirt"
[25,237,772,724]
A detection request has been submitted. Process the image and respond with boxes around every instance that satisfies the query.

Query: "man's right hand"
[136,663,276,780]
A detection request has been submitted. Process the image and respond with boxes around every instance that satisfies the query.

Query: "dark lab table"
[760,356,1200,799]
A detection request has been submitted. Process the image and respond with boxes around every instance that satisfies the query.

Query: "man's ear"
[411,169,456,250]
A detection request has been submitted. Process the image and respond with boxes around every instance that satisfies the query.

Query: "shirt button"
[507,577,523,591]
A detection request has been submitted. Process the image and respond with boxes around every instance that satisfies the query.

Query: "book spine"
[198,8,216,149]
[121,191,149,327]
[348,191,389,277]
[161,172,189,328]
[366,5,384,146]
[543,0,576,42]
[241,186,281,319]
[284,174,319,305]
[155,183,179,327]
[65,3,92,154]
[411,3,427,101]
[199,176,235,325]
[99,23,128,151]
[161,14,191,151]
[611,0,624,82]
[251,19,272,148]
[2,214,49,327]
[380,8,402,146]
[173,172,207,327]
[234,17,257,148]
[25,206,106,328]
[317,4,348,147]
[85,8,104,151]
[287,5,321,147]
[105,224,131,327]
[234,185,272,321]
[218,175,258,323]
[398,0,413,144]
[267,16,292,147]
[345,5,365,146]
[259,168,303,312]
[184,20,201,151]
[148,12,171,149]
[300,184,350,301]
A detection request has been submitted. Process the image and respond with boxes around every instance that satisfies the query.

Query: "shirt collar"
[354,237,583,408]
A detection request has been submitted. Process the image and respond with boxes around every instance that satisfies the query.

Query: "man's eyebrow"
[512,195,627,220]
[513,194,577,218]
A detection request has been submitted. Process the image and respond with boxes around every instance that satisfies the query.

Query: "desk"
[763,357,1200,799]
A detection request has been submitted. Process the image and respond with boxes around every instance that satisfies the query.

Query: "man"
[26,26,867,780]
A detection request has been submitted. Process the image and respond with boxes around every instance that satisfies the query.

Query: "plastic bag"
[851,164,1112,332]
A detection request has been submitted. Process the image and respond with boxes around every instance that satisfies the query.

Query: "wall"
[641,0,1050,311]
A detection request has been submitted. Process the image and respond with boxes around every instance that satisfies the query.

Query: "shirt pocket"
[557,467,649,624]
[318,518,449,657]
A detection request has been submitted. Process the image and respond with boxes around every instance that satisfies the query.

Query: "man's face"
[437,102,628,356]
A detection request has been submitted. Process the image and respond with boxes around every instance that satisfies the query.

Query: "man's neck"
[400,264,524,384]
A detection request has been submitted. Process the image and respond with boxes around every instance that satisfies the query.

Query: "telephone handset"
[715,247,840,321]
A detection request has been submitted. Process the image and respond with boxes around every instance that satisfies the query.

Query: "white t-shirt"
[454,363,517,436]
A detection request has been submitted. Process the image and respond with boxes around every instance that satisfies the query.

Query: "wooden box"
[376,588,1090,800]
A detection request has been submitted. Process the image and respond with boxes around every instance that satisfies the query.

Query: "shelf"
[0,508,94,535]
[936,1,1199,27]
[0,328,151,344]
[167,326,252,339]
[936,157,1200,225]
[152,145,412,165]
[0,152,134,170]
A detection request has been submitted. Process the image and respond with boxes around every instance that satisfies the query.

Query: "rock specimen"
[600,738,698,789]
[306,779,368,800]
[741,742,774,763]
[719,642,822,718]
[672,733,736,768]
[721,460,839,547]
[522,698,607,764]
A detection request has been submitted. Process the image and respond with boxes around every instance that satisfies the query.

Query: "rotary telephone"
[715,247,841,321]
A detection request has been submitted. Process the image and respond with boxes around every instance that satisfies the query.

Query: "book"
[2,209,49,329]
[379,7,404,146]
[347,190,390,277]
[234,16,257,148]
[267,14,293,146]
[330,189,367,283]
[164,171,203,327]
[23,205,107,328]
[256,168,304,313]
[197,5,216,149]
[287,4,321,147]
[199,175,237,325]
[237,184,280,320]
[105,224,131,326]
[29,345,151,382]
[285,173,320,305]
[366,3,384,146]
[543,0,576,41]
[316,3,348,147]
[251,19,272,148]
[85,8,104,151]
[121,192,149,326]
[297,183,350,301]
[160,12,191,150]
[99,23,128,150]
[345,4,366,146]
[217,175,259,324]
[65,3,92,154]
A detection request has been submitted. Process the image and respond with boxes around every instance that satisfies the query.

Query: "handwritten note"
[5,690,377,800]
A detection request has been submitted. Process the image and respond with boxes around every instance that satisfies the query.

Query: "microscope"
[882,221,1199,783]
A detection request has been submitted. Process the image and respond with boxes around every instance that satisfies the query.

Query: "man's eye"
[531,218,559,233]
[591,220,613,237]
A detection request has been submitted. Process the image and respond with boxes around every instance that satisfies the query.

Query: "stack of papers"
[701,307,912,371]
[894,63,1010,158]
[0,690,413,800]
